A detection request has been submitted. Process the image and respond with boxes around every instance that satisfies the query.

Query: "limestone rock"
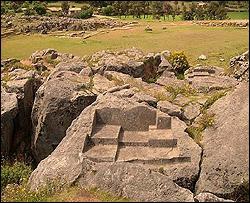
[80,162,195,202]
[88,48,161,81]
[182,102,201,122]
[31,71,97,162]
[186,66,238,92]
[229,50,249,81]
[157,100,182,118]
[195,82,249,201]
[1,89,18,155]
[55,61,87,73]
[194,192,234,202]
[198,55,207,60]
[5,77,42,156]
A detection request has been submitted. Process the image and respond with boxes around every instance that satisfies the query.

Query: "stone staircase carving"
[83,107,191,165]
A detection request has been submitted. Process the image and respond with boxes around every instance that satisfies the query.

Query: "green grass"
[227,11,249,20]
[1,21,248,69]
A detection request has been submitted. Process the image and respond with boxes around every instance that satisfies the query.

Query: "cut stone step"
[120,129,177,148]
[91,124,121,145]
[116,146,190,164]
[84,145,118,162]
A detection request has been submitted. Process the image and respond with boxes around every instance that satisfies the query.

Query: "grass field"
[1,20,248,69]
[227,11,249,20]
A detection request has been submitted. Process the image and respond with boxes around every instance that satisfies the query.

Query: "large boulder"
[79,162,195,202]
[29,92,201,201]
[31,71,97,162]
[3,76,42,158]
[194,192,234,202]
[1,89,18,155]
[195,82,249,201]
[88,48,161,81]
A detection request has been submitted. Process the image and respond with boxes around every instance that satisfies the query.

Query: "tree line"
[2,1,245,21]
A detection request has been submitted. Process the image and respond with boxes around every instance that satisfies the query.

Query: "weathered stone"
[1,89,18,155]
[194,192,234,202]
[79,67,93,77]
[229,50,249,81]
[157,100,182,118]
[195,83,249,201]
[5,78,42,157]
[131,92,157,107]
[198,55,207,60]
[31,71,97,162]
[80,162,195,202]
[55,61,87,73]
[182,102,201,122]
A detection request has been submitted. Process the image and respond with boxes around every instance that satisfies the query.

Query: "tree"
[163,2,173,20]
[151,1,163,20]
[33,1,47,15]
[61,1,69,15]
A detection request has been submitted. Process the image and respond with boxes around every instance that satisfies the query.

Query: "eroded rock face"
[1,89,18,155]
[31,71,97,162]
[80,162,195,202]
[194,192,234,202]
[185,66,238,92]
[229,50,249,82]
[88,48,161,81]
[195,82,249,201]
[29,92,201,202]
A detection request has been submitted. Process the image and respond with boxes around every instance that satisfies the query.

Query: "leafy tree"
[102,5,114,16]
[151,1,164,20]
[163,2,173,20]
[33,2,47,15]
[61,1,69,15]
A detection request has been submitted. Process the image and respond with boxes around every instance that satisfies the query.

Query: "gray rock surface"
[229,50,249,81]
[80,162,195,202]
[157,100,182,118]
[31,71,97,161]
[194,192,234,202]
[1,89,18,155]
[29,92,201,202]
[88,48,161,81]
[182,102,201,122]
[4,77,42,156]
[195,82,249,200]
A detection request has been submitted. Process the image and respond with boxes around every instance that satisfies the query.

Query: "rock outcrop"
[31,71,97,162]
[194,192,234,202]
[229,50,249,82]
[195,82,249,201]
[87,48,161,81]
[1,89,18,155]
[29,92,201,201]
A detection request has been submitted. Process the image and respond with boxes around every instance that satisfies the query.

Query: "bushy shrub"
[1,161,33,191]
[167,51,189,78]
[1,6,6,14]
[78,8,93,19]
[33,2,47,15]
[101,5,114,16]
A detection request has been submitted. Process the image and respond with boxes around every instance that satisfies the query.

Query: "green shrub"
[33,2,47,15]
[165,84,197,101]
[185,111,215,145]
[101,5,114,16]
[1,6,7,14]
[1,161,32,191]
[77,7,93,19]
[167,51,189,77]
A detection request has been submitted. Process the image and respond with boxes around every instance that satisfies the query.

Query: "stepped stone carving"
[82,106,191,165]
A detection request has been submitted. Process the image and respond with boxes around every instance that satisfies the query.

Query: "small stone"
[198,55,207,60]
